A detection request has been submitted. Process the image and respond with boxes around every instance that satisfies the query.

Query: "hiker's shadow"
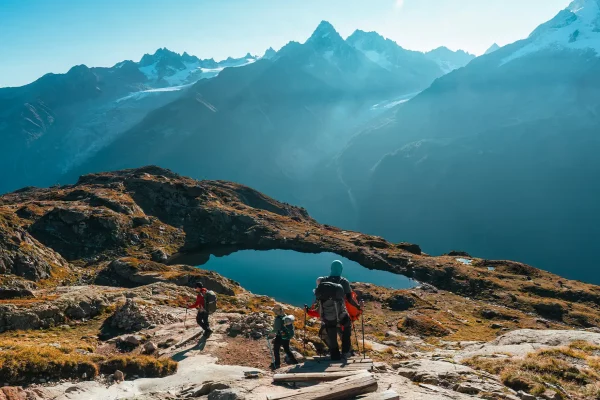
[287,358,350,373]
[171,333,210,362]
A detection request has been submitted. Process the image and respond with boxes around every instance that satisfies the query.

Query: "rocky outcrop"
[108,298,181,333]
[0,288,114,332]
[98,257,238,295]
[0,211,70,281]
[1,166,600,327]
[29,207,132,261]
[455,329,600,360]
[395,359,519,399]
[227,312,274,339]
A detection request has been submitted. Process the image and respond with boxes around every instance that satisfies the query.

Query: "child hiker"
[268,305,298,370]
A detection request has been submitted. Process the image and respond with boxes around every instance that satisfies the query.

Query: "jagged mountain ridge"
[0,20,473,197]
[67,21,475,221]
[0,47,261,196]
[332,0,600,283]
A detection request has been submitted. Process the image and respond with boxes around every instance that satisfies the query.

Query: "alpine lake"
[197,250,416,306]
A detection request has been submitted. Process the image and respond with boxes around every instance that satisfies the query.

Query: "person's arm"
[270,317,283,337]
[342,279,361,309]
[188,294,201,309]
[306,302,320,318]
[346,293,361,309]
[198,290,206,309]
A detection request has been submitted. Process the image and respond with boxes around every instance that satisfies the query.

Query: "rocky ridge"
[1,166,599,328]
[1,167,600,399]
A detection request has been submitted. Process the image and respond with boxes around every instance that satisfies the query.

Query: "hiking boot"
[342,352,352,359]
[269,363,280,370]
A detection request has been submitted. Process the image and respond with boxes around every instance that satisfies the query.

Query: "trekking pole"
[303,305,307,355]
[266,336,275,367]
[361,311,365,359]
[352,322,361,358]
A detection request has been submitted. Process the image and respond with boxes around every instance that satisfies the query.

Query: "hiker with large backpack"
[268,305,298,370]
[187,282,217,336]
[312,260,362,360]
[306,283,364,357]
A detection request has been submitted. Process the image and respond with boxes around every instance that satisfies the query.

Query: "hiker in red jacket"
[188,282,212,335]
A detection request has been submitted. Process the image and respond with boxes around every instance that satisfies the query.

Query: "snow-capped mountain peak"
[503,0,600,64]
[346,30,398,70]
[306,20,344,47]
[136,48,257,88]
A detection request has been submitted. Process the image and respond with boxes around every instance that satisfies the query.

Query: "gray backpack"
[315,279,347,323]
[205,290,217,314]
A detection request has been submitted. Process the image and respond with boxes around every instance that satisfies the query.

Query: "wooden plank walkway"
[267,372,377,400]
[268,355,401,399]
[273,371,362,383]
[274,356,373,382]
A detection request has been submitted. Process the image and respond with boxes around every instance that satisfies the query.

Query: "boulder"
[151,248,169,263]
[227,313,273,339]
[113,370,125,382]
[143,341,158,353]
[396,242,422,255]
[124,335,144,346]
[387,293,416,311]
[193,381,231,396]
[109,298,180,333]
[207,389,245,400]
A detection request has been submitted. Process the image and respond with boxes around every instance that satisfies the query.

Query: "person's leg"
[201,311,211,332]
[196,311,206,330]
[196,311,204,328]
[282,339,297,364]
[272,336,282,367]
[326,322,341,360]
[341,317,352,355]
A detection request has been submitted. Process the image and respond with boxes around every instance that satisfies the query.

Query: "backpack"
[345,291,362,322]
[315,278,347,323]
[205,290,217,314]
[281,315,295,340]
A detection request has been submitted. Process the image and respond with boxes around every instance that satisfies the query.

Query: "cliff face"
[1,165,600,329]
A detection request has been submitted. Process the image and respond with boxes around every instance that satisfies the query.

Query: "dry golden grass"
[99,355,177,378]
[464,341,600,399]
[0,311,177,384]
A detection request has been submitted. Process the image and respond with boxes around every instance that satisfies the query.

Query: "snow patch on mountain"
[138,52,257,87]
[502,0,600,64]
[116,84,192,103]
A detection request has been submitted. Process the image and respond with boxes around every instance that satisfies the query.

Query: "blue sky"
[1,0,571,88]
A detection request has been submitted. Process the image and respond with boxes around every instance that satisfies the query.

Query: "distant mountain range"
[8,1,600,286]
[332,0,600,282]
[0,20,473,197]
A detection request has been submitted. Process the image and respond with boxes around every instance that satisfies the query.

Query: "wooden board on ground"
[308,356,373,363]
[357,390,400,400]
[273,371,362,383]
[267,372,377,400]
[291,361,373,373]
